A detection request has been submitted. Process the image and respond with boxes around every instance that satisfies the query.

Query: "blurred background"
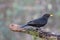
[0,0,60,40]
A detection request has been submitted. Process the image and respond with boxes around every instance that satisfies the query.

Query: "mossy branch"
[11,28,57,40]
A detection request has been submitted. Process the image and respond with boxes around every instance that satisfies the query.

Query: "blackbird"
[21,14,53,29]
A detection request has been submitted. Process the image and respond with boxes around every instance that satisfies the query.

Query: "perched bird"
[21,14,53,29]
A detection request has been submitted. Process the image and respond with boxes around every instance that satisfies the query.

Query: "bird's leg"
[35,27,39,32]
[36,28,38,31]
[35,27,41,32]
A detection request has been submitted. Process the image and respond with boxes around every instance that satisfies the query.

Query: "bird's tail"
[21,24,28,28]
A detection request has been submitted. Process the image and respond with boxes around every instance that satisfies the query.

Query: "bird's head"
[43,13,53,19]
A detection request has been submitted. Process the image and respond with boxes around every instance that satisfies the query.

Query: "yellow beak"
[50,14,53,16]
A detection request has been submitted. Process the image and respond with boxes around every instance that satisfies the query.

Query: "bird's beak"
[50,14,53,16]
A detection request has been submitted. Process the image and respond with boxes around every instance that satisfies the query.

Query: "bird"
[21,13,53,30]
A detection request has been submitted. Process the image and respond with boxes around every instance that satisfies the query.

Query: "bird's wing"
[27,18,47,25]
[33,18,46,24]
[38,19,47,24]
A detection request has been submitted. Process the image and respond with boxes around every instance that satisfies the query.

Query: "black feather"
[21,14,50,28]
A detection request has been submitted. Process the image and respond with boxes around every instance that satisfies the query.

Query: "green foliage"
[56,10,60,16]
[0,13,3,19]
